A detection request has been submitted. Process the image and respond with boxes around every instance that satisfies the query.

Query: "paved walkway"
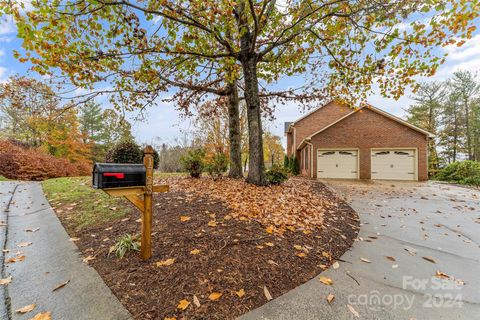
[241,180,480,320]
[0,181,131,320]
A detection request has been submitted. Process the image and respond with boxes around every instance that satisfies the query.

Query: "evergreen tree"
[79,101,103,144]
[406,82,444,173]
[450,71,480,160]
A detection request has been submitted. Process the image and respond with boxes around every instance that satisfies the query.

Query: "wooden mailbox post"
[102,146,168,260]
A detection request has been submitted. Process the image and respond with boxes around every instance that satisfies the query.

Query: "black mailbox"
[92,163,146,189]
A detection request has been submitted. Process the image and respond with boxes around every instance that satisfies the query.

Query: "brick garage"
[285,101,432,181]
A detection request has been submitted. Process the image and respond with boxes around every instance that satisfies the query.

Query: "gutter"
[306,141,314,178]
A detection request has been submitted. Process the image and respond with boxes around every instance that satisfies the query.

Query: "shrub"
[105,140,143,164]
[109,234,140,258]
[205,152,229,180]
[180,148,205,178]
[435,160,480,186]
[283,155,290,169]
[0,140,90,180]
[266,165,289,185]
[290,156,300,175]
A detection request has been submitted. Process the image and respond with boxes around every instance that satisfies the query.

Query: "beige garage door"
[317,150,358,179]
[371,149,416,180]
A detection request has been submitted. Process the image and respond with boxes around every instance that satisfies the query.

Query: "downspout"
[308,141,314,178]
[292,127,297,155]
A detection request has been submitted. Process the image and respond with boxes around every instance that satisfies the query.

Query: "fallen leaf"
[207,220,217,227]
[29,312,52,320]
[69,238,80,242]
[208,292,222,301]
[360,258,372,263]
[180,216,191,222]
[17,242,32,248]
[322,251,331,258]
[16,304,35,314]
[327,294,335,304]
[265,242,274,247]
[265,226,274,234]
[319,276,333,285]
[190,249,201,255]
[193,295,201,307]
[236,289,245,298]
[7,255,25,263]
[0,276,12,285]
[435,271,450,279]
[263,286,273,301]
[52,280,70,292]
[267,259,278,266]
[386,256,396,261]
[293,245,303,250]
[296,252,307,258]
[25,228,39,232]
[82,255,94,264]
[347,304,360,318]
[156,258,175,267]
[422,257,436,264]
[332,261,340,269]
[177,299,190,310]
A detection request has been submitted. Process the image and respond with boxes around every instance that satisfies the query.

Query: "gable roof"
[285,99,336,133]
[296,104,434,150]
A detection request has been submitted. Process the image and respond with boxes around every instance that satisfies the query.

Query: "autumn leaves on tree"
[8,0,479,184]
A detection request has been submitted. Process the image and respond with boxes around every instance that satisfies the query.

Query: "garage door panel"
[317,150,358,179]
[371,149,415,180]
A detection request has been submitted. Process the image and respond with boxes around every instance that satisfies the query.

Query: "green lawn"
[42,173,185,231]
[42,176,131,231]
[0,175,10,181]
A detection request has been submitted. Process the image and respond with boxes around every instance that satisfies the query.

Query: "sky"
[1,12,480,147]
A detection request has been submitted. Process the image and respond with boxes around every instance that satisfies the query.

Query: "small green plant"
[266,165,289,185]
[180,148,205,178]
[205,152,229,180]
[110,234,140,258]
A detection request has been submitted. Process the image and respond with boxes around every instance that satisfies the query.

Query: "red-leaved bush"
[0,140,91,180]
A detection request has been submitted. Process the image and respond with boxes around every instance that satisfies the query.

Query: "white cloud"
[443,34,480,61]
[0,19,15,35]
[0,66,9,83]
[0,49,4,58]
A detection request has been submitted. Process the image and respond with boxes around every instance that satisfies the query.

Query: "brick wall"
[309,108,429,181]
[293,101,352,148]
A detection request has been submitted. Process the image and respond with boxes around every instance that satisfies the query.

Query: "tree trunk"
[236,1,266,185]
[241,55,266,185]
[227,81,243,178]
[464,98,472,160]
[453,107,458,162]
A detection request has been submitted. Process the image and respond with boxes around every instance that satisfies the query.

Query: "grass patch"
[42,176,130,231]
[0,175,10,181]
[154,172,186,178]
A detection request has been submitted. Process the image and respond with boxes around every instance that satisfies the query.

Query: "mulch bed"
[57,177,359,319]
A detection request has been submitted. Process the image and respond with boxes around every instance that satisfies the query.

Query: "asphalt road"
[0,181,131,320]
[240,180,480,320]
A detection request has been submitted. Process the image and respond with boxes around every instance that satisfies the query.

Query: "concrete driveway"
[0,181,131,320]
[241,180,480,320]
